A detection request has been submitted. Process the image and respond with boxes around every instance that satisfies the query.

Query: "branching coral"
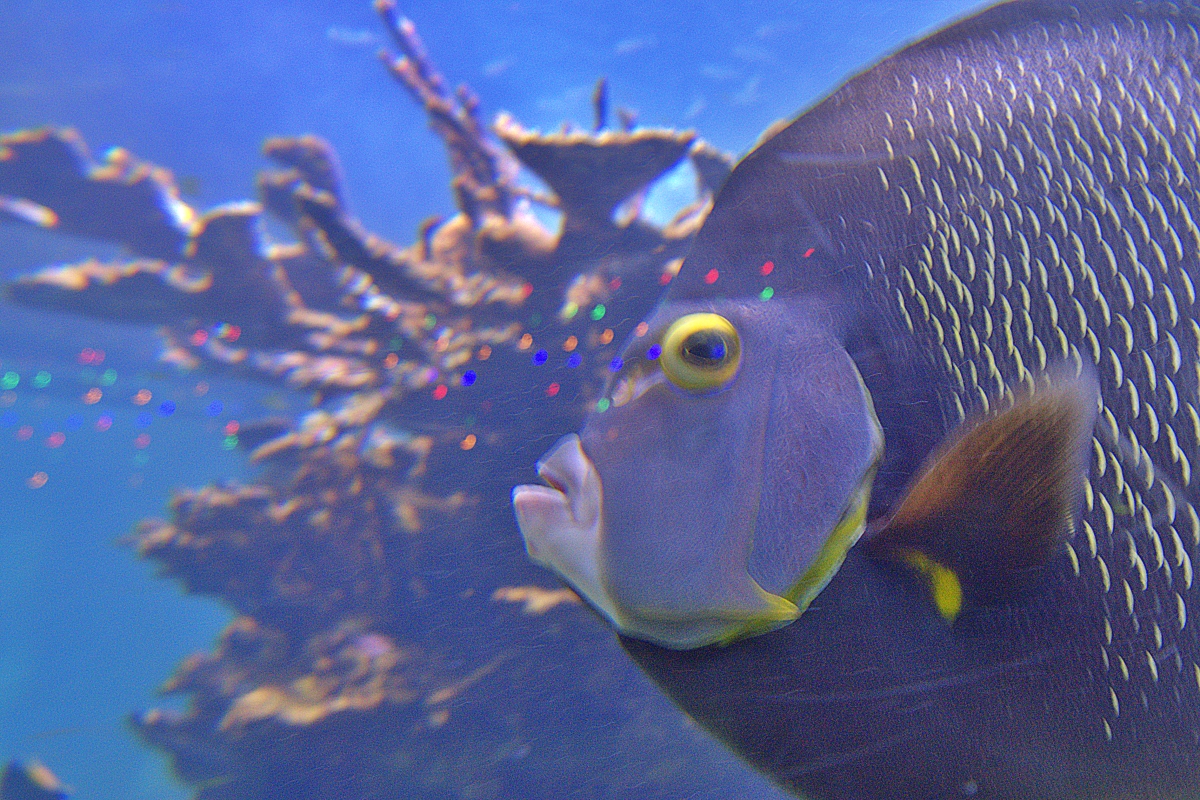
[0,4,751,800]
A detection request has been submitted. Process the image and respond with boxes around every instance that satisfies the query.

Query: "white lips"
[511,434,622,624]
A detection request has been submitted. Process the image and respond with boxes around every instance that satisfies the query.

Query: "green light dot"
[100,369,118,386]
[423,314,437,330]
[760,286,775,301]
[223,434,239,450]
[562,302,579,320]
[33,371,51,388]
[530,313,543,327]
[596,398,611,412]
[133,452,149,465]
[590,304,607,321]
[1,372,17,390]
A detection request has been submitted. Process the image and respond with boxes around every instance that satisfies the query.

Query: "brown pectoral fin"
[868,370,1099,620]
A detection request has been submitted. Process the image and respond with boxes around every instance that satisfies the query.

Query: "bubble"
[46,432,65,448]
[96,415,113,432]
[461,371,477,386]
[132,389,152,405]
[460,434,477,451]
[27,472,48,489]
[134,433,151,449]
[2,372,19,390]
[159,400,176,416]
[590,304,606,321]
[83,387,102,404]
[32,371,51,389]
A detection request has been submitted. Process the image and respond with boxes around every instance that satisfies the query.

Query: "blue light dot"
[65,414,84,430]
[136,412,153,428]
[207,401,224,416]
[0,411,17,427]
[609,357,624,372]
[646,345,662,360]
[566,353,582,368]
[159,400,176,416]
[461,370,477,386]
[533,349,548,365]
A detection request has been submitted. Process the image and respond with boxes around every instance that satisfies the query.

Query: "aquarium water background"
[0,2,984,799]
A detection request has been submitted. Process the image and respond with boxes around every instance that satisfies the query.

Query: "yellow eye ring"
[659,313,742,392]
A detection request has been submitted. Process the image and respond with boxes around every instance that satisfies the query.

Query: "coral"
[0,4,749,800]
[0,762,68,800]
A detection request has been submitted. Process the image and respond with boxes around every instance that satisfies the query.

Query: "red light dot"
[608,277,622,291]
[134,433,151,449]
[703,269,720,284]
[802,247,815,258]
[78,348,96,364]
[46,432,65,448]
[432,384,448,400]
[520,283,534,299]
[190,329,209,346]
[225,325,241,342]
[16,426,33,441]
[223,420,240,436]
[659,272,672,286]
[545,382,560,397]
[761,260,774,276]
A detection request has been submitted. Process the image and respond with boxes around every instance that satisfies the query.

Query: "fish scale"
[853,3,1200,748]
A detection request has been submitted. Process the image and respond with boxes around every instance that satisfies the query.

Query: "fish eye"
[659,313,742,392]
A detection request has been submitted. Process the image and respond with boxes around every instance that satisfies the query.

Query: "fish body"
[515,1,1200,798]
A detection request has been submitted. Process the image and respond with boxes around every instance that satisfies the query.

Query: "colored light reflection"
[32,371,51,388]
[159,400,176,416]
[46,432,65,448]
[546,382,560,397]
[133,389,152,405]
[533,349,548,365]
[2,372,19,390]
[223,420,240,436]
[27,472,48,489]
[15,425,33,441]
[96,415,113,432]
[134,433,151,449]
[83,387,102,404]
[461,371,477,386]
[432,384,448,400]
[100,369,118,386]
[460,434,477,451]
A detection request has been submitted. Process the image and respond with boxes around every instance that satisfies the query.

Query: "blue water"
[0,2,986,798]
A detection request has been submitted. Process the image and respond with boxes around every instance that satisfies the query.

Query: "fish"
[513,0,1200,796]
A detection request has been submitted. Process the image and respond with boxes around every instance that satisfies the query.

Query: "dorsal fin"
[869,372,1099,621]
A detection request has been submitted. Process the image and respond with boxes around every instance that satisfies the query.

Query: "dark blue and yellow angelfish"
[515,1,1200,798]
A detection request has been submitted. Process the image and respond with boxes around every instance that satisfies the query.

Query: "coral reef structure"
[0,3,749,800]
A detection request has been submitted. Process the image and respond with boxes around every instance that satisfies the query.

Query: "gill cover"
[514,298,883,648]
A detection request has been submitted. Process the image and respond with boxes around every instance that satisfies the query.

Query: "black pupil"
[681,330,727,366]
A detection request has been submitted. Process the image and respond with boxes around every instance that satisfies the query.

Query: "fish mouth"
[512,434,799,649]
[511,434,622,624]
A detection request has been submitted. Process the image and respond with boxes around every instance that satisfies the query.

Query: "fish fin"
[869,371,1099,618]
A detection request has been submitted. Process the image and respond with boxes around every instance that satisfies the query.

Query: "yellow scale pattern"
[861,14,1200,743]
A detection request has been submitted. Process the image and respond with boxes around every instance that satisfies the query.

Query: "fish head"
[514,294,883,649]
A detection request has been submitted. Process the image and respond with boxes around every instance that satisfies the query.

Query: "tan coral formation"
[0,5,750,800]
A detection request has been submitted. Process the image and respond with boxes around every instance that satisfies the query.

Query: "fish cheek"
[579,361,775,624]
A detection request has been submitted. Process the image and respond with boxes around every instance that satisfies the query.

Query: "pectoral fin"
[869,373,1099,621]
